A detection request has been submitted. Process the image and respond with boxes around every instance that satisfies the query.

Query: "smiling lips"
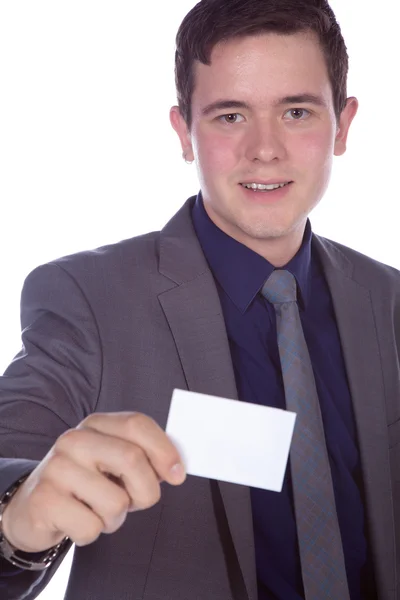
[240,181,292,191]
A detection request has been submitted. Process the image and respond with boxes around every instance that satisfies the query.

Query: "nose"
[244,119,287,163]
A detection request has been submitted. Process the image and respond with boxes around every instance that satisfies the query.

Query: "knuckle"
[74,412,113,439]
[126,412,155,435]
[108,490,130,517]
[101,506,128,534]
[134,485,161,511]
[123,445,146,470]
[74,525,101,547]
[79,413,104,428]
[44,453,69,480]
[102,520,123,535]
[55,428,82,452]
[149,486,162,506]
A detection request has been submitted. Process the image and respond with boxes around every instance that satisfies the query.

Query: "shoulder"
[314,233,400,296]
[28,231,161,283]
[53,231,161,274]
[21,231,164,306]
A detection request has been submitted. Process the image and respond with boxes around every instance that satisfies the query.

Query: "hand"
[1,412,186,553]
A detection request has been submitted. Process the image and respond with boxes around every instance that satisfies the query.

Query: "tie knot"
[261,269,297,304]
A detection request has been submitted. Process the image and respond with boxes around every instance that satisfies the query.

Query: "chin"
[236,215,298,240]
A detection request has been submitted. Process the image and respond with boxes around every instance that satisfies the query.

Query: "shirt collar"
[192,192,313,313]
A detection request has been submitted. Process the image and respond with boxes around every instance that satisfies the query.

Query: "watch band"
[0,473,70,571]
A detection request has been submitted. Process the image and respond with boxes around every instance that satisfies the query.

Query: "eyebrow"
[201,94,327,116]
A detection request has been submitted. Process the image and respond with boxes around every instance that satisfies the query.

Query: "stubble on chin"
[227,205,310,252]
[238,219,289,240]
[227,206,298,241]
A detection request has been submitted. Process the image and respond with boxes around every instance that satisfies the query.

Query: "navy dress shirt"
[192,193,376,600]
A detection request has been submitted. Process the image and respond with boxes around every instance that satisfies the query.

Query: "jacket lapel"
[158,199,257,600]
[313,234,396,598]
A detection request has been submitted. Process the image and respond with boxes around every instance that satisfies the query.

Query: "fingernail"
[170,462,186,482]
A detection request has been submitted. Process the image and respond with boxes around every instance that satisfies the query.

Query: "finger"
[31,482,105,547]
[103,472,161,511]
[54,428,166,508]
[78,412,186,485]
[44,454,131,533]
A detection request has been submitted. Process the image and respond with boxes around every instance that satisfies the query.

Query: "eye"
[285,108,311,120]
[218,113,245,124]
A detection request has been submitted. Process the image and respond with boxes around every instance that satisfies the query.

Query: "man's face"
[171,32,358,262]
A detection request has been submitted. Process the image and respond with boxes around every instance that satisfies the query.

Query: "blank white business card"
[166,389,296,492]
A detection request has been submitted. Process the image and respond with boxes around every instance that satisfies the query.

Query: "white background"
[0,1,398,597]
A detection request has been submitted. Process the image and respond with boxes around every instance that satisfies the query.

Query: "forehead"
[192,32,333,108]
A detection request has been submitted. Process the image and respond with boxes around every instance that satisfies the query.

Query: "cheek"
[294,131,335,198]
[295,130,335,169]
[193,130,240,174]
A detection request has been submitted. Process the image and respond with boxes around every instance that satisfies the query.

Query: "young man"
[0,1,399,599]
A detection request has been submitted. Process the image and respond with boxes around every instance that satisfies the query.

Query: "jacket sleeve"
[0,262,102,599]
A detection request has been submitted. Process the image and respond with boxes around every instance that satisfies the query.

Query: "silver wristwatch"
[0,473,70,571]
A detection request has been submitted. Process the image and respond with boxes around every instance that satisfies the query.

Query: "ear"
[170,106,194,162]
[334,97,359,156]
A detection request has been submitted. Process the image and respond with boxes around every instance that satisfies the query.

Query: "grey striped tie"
[261,269,350,600]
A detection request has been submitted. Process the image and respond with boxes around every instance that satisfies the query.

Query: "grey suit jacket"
[1,197,400,600]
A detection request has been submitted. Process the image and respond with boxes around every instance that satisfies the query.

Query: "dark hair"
[175,0,348,128]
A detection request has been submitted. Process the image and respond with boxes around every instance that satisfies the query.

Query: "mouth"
[239,181,293,192]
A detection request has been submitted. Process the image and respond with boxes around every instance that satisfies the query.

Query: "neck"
[248,229,305,267]
[202,204,307,266]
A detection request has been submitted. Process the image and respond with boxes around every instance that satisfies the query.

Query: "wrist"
[0,474,70,570]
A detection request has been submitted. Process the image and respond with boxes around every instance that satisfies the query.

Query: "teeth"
[242,182,289,190]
